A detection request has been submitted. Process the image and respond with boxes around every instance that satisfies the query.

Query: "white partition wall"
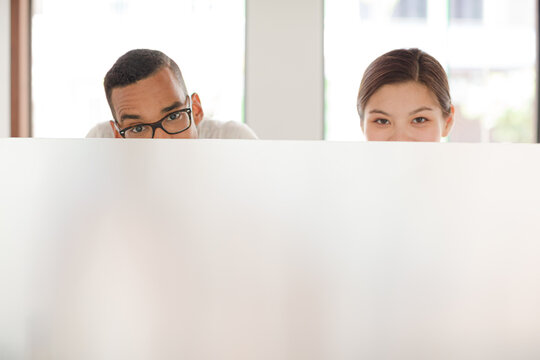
[245,0,324,140]
[1,140,540,359]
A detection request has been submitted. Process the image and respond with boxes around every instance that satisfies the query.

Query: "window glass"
[393,0,427,19]
[450,0,483,20]
[325,0,536,142]
[31,0,245,138]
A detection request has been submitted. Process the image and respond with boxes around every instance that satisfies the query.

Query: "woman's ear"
[191,93,204,127]
[441,105,455,138]
[109,120,122,138]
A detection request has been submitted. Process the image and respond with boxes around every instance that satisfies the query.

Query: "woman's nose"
[388,128,412,142]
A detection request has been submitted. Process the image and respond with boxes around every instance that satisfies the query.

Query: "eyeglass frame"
[114,97,193,138]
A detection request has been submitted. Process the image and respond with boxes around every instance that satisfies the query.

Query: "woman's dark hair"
[104,49,187,113]
[357,48,452,120]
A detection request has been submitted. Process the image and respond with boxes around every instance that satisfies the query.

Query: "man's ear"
[191,93,204,127]
[109,120,122,138]
[441,105,455,138]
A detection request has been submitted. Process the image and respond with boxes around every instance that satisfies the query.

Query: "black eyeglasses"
[115,100,192,138]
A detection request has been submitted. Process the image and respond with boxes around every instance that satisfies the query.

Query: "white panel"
[0,0,9,137]
[1,140,540,359]
[246,0,324,140]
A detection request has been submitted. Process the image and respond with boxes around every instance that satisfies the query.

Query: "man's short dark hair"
[104,49,188,117]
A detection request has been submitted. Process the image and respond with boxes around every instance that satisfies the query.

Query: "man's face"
[110,67,199,139]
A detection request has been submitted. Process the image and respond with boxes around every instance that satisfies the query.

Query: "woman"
[357,48,454,142]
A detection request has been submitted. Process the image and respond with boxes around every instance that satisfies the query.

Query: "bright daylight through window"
[325,0,537,142]
[32,0,245,138]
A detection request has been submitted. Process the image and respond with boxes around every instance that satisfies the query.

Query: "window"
[31,0,245,138]
[450,0,483,20]
[359,0,427,20]
[393,0,427,19]
[325,0,536,142]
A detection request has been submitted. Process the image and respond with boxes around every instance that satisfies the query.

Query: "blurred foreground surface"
[1,139,540,359]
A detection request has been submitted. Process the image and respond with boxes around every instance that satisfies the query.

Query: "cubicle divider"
[1,139,540,359]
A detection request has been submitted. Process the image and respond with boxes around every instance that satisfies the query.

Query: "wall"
[245,0,324,140]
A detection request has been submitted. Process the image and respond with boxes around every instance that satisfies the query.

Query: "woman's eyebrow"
[408,106,433,116]
[369,109,390,116]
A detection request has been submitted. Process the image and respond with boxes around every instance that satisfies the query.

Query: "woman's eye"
[412,117,428,124]
[167,112,180,121]
[374,119,390,125]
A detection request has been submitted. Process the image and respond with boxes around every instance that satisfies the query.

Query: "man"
[87,49,257,139]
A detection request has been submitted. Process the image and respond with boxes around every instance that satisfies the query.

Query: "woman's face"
[362,81,454,142]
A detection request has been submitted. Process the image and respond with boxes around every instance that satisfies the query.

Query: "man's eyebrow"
[161,101,183,114]
[120,113,142,123]
[369,109,390,116]
[118,101,184,125]
[409,106,434,116]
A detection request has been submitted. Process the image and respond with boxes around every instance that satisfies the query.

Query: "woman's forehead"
[366,82,440,113]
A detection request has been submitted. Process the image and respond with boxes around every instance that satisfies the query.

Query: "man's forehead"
[112,86,188,111]
[112,68,186,101]
[111,69,188,122]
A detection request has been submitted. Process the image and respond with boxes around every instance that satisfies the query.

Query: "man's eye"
[412,117,428,124]
[129,125,147,133]
[375,119,390,125]
[167,112,181,121]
